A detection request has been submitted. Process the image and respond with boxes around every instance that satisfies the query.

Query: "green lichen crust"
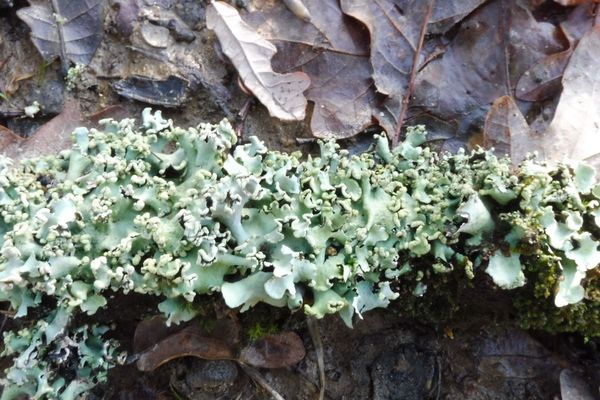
[1,110,600,336]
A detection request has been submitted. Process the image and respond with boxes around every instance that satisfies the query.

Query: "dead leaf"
[515,51,571,101]
[535,26,600,164]
[554,0,599,6]
[0,98,82,162]
[133,315,241,354]
[133,315,180,354]
[340,0,433,98]
[560,3,597,44]
[0,124,23,149]
[412,0,565,139]
[239,332,306,369]
[245,0,385,138]
[246,0,368,55]
[206,1,310,121]
[515,3,595,102]
[282,0,311,22]
[560,369,596,400]
[429,0,488,33]
[136,326,235,371]
[483,96,532,163]
[17,0,105,71]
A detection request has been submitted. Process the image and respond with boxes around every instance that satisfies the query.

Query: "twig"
[435,355,442,400]
[307,316,325,400]
[392,0,437,147]
[238,362,286,400]
[235,97,255,142]
[295,137,317,145]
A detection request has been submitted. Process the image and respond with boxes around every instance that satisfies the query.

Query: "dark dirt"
[2,1,600,400]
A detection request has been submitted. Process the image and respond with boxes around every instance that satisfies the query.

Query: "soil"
[1,1,600,399]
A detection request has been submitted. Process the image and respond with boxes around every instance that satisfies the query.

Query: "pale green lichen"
[1,109,600,397]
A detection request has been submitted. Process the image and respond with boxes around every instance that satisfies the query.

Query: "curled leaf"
[535,27,600,165]
[136,326,235,371]
[206,1,310,121]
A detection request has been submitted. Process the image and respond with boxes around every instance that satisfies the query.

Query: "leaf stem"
[393,0,436,147]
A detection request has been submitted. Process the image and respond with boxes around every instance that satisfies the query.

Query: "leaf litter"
[206,1,311,121]
[17,0,104,71]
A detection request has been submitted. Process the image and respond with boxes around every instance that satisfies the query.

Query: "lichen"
[1,109,600,397]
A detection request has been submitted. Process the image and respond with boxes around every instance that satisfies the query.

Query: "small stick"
[393,0,437,147]
[238,362,286,400]
[235,97,255,142]
[307,316,325,400]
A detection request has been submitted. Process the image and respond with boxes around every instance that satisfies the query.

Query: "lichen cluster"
[1,110,600,397]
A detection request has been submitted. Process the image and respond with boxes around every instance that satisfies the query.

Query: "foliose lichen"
[1,109,599,397]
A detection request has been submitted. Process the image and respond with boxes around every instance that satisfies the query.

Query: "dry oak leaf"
[246,0,385,139]
[17,0,104,71]
[535,26,600,166]
[412,0,564,138]
[483,95,532,164]
[206,1,311,121]
[516,3,596,101]
[0,98,83,163]
[339,0,486,98]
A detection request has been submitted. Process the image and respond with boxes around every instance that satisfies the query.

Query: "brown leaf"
[340,0,432,98]
[0,98,83,162]
[284,44,383,139]
[535,27,600,164]
[247,0,368,55]
[554,0,599,6]
[412,0,564,138]
[515,3,595,102]
[133,316,179,353]
[0,124,23,150]
[136,325,235,372]
[515,50,572,101]
[206,1,311,121]
[134,315,241,354]
[239,332,306,369]
[560,3,597,44]
[483,96,532,163]
[17,0,104,71]
[429,0,487,33]
[245,0,383,138]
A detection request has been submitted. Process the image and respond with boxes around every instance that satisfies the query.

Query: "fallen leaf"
[282,0,311,22]
[515,3,595,102]
[515,51,571,101]
[17,0,104,71]
[133,315,180,354]
[483,96,532,163]
[339,0,433,98]
[554,0,599,6]
[560,369,596,400]
[429,0,488,33]
[559,3,597,44]
[535,27,600,164]
[239,332,306,369]
[133,315,241,354]
[0,98,83,162]
[206,1,311,121]
[136,326,235,371]
[247,0,368,55]
[246,0,385,138]
[0,124,23,149]
[412,0,565,139]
